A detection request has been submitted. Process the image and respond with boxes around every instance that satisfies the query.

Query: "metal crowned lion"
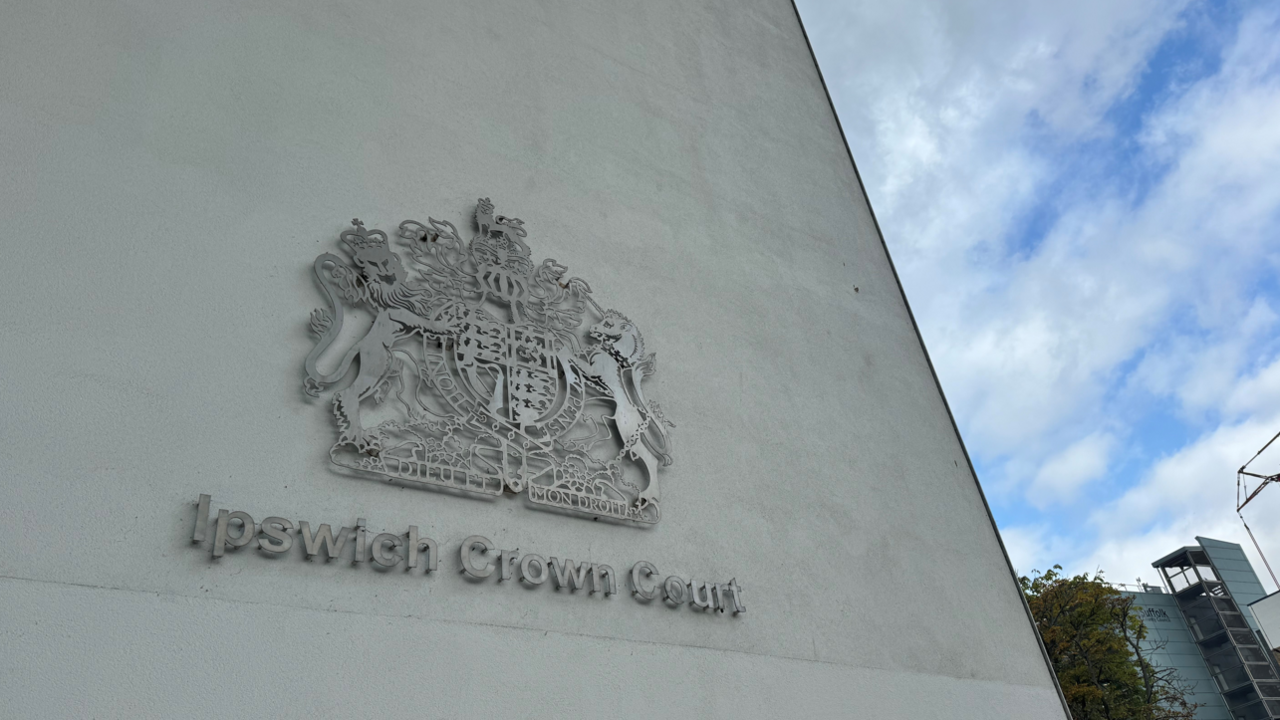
[303,199,674,524]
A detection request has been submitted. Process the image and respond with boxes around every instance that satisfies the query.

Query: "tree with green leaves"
[1021,566,1200,720]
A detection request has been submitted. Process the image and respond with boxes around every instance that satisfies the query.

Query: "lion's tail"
[304,253,358,396]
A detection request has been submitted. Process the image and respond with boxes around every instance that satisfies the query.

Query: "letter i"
[192,494,211,543]
[354,518,367,564]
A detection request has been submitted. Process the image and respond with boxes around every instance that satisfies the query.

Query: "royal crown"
[340,219,389,251]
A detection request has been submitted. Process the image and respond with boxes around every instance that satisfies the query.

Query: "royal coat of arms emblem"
[303,199,674,524]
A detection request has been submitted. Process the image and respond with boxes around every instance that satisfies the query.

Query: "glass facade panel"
[1226,613,1252,630]
[1210,646,1246,673]
[1215,597,1241,613]
[1226,684,1261,708]
[1242,646,1271,664]
[1234,630,1262,647]
[1181,598,1227,640]
[1248,664,1279,682]
[1218,665,1254,692]
[1229,699,1270,720]
[1204,632,1235,654]
[1170,570,1192,592]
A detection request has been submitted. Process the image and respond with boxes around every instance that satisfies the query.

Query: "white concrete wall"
[0,1,1067,717]
[1254,593,1280,651]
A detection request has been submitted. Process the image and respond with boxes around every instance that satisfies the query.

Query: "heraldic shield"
[303,199,674,524]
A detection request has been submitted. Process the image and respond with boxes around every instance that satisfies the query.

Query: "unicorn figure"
[578,310,674,509]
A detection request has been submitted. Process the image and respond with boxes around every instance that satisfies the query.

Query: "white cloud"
[1129,298,1278,415]
[1030,432,1115,508]
[806,0,1280,459]
[800,0,1280,581]
[802,0,1196,459]
[1001,523,1082,577]
[1227,355,1280,417]
[1000,525,1050,577]
[1078,387,1280,588]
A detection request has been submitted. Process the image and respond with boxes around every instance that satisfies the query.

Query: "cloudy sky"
[797,0,1280,589]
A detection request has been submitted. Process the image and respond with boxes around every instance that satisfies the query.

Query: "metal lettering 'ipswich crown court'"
[303,199,675,524]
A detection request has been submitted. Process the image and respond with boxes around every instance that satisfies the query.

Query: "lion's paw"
[339,431,382,456]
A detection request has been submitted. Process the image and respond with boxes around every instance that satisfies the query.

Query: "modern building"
[1126,537,1280,719]
[0,2,1072,717]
